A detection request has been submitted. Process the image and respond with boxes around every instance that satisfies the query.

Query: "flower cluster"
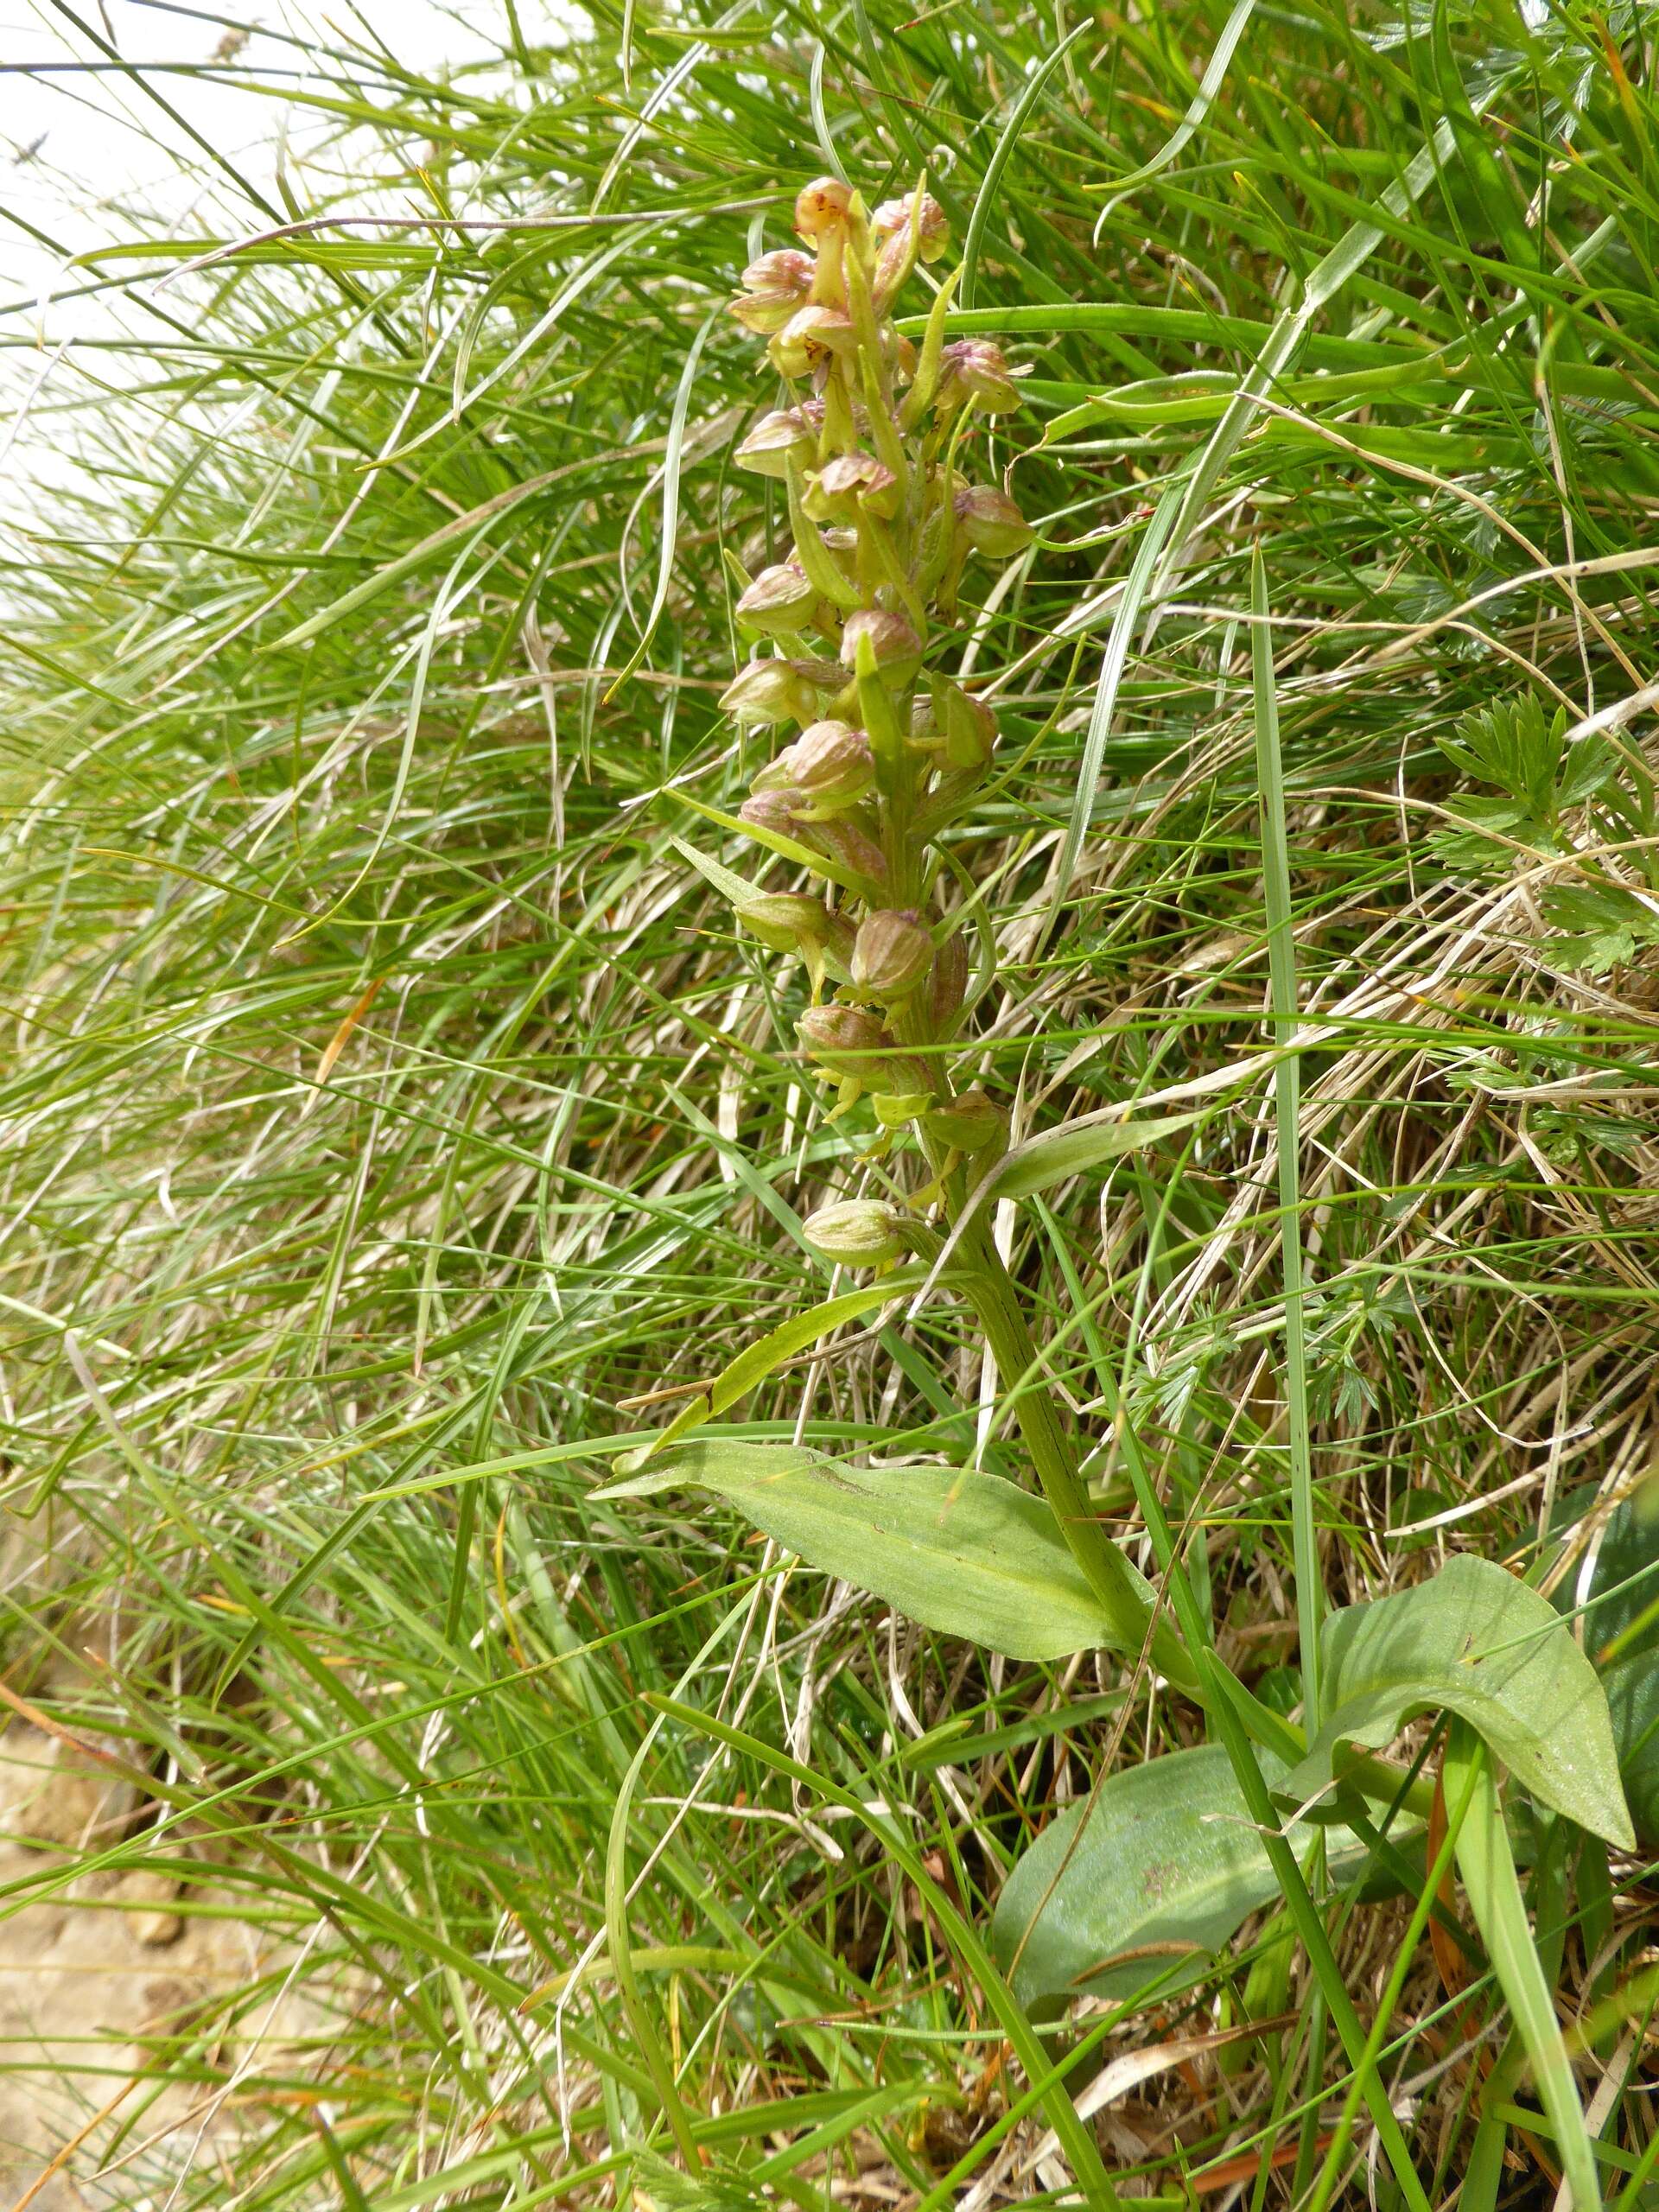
[702,176,1037,1250]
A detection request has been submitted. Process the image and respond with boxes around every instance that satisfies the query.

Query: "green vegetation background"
[3,2,1657,2204]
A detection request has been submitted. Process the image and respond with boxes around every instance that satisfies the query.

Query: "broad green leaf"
[595,1440,1154,1662]
[1444,1722,1602,2212]
[994,1744,1359,2014]
[1284,1555,1633,1849]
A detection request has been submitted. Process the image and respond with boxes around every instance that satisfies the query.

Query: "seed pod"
[735,408,815,479]
[802,1198,906,1266]
[931,677,997,772]
[735,561,817,636]
[753,720,874,816]
[804,451,899,524]
[923,1089,1007,1154]
[850,909,933,1001]
[721,658,843,728]
[926,931,970,1028]
[840,608,923,683]
[795,176,855,237]
[955,484,1034,557]
[936,337,1023,416]
[871,190,949,259]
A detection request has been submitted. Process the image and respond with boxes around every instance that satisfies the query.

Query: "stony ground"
[0,1715,321,2209]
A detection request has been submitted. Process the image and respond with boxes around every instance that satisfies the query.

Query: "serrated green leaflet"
[596,1440,1154,1662]
[1285,1555,1633,1848]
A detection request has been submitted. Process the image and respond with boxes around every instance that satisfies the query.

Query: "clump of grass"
[3,3,1658,2208]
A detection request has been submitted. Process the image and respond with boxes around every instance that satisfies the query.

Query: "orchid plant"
[611,177,1637,2209]
[660,173,1185,1670]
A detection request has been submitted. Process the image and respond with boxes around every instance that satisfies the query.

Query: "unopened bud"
[811,813,889,890]
[841,608,923,683]
[850,909,933,1001]
[956,484,1034,556]
[924,1089,1007,1154]
[798,1003,896,1077]
[937,338,1023,415]
[771,303,857,378]
[926,932,970,1027]
[804,450,899,523]
[736,893,855,979]
[797,1005,931,1095]
[721,658,844,728]
[795,176,855,238]
[735,407,815,479]
[753,720,874,816]
[933,678,997,771]
[739,789,808,836]
[802,1198,906,1266]
[736,560,817,636]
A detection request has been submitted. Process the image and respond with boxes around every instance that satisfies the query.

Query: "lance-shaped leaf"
[595,1440,1155,1662]
[1282,1554,1633,1848]
[613,1272,925,1472]
[994,1745,1365,2014]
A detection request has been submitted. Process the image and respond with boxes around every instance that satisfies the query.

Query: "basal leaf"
[1284,1555,1633,1848]
[595,1440,1153,1662]
[994,1744,1357,2014]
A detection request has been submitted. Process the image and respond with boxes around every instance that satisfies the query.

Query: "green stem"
[954,1223,1438,1823]
[958,1219,1200,1693]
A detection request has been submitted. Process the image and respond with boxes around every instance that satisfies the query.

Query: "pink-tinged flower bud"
[770,303,857,378]
[744,247,814,297]
[735,407,815,479]
[840,608,923,683]
[794,176,855,237]
[927,932,970,1027]
[923,1089,1007,1154]
[798,1003,896,1076]
[871,190,949,259]
[937,338,1023,415]
[797,1006,931,1095]
[933,678,997,771]
[804,450,899,524]
[753,720,874,816]
[811,813,889,890]
[728,249,814,332]
[739,788,808,836]
[802,1198,906,1266]
[956,483,1034,556]
[850,909,934,1001]
[735,560,817,636]
[737,893,855,978]
[721,658,843,728]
